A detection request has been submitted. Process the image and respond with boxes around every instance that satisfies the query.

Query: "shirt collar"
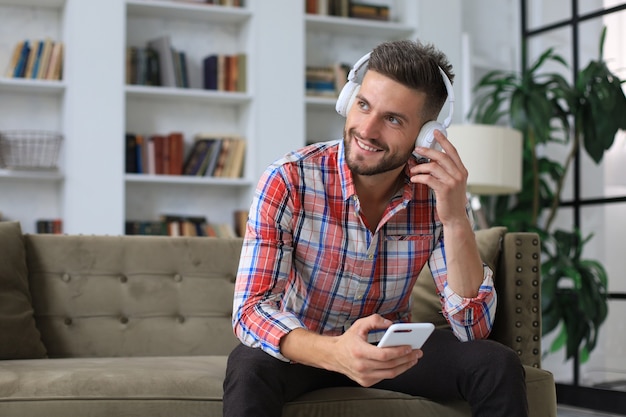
[338,139,418,203]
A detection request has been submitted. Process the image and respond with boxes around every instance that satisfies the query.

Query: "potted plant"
[468,27,626,363]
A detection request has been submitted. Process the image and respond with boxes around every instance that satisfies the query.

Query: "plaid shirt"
[233,140,496,361]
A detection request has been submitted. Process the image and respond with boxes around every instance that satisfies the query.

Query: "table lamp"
[446,124,523,228]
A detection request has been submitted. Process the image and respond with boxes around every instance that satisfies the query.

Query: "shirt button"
[355,293,363,300]
[367,254,374,260]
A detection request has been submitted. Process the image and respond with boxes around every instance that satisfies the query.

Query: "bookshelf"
[1,0,497,236]
[123,0,255,231]
[0,0,67,233]
[304,1,418,145]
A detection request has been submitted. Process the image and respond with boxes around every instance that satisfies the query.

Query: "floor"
[558,405,625,416]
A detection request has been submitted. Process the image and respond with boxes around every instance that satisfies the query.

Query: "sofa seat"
[0,356,226,417]
[0,356,554,417]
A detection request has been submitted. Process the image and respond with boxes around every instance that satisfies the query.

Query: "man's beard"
[344,128,412,176]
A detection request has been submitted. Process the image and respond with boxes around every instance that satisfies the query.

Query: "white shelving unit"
[0,0,67,233]
[304,1,417,144]
[1,0,507,236]
[123,0,255,230]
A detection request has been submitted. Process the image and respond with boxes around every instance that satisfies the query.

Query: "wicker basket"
[0,130,63,170]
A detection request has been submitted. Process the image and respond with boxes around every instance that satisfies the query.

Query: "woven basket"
[0,130,62,170]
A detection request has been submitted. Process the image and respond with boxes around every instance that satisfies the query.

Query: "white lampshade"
[447,124,523,195]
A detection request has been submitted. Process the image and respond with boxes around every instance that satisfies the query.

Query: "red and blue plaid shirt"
[233,140,496,361]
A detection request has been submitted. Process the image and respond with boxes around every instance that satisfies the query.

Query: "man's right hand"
[280,314,422,387]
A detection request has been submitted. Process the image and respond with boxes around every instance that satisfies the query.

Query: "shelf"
[0,78,65,96]
[125,173,252,187]
[126,0,251,24]
[305,14,414,38]
[0,168,63,181]
[125,84,251,105]
[305,95,337,110]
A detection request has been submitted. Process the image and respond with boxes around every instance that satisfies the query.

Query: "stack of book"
[125,36,189,88]
[305,63,350,98]
[182,135,246,178]
[125,132,185,175]
[202,53,247,92]
[125,133,246,179]
[4,38,64,80]
[305,0,390,21]
[36,218,63,234]
[125,213,240,237]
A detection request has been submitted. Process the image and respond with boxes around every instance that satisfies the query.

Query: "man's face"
[343,70,427,176]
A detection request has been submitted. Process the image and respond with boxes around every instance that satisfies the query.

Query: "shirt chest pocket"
[383,234,434,271]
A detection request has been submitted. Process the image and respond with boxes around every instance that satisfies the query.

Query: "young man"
[223,39,528,417]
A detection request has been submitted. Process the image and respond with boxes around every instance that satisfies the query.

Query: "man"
[223,39,528,417]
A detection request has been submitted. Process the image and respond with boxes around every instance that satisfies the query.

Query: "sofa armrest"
[490,232,542,368]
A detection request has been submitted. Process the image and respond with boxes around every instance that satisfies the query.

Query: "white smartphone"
[377,323,435,349]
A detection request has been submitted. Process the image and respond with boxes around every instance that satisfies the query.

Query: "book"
[224,138,246,178]
[202,54,218,90]
[46,41,64,80]
[24,40,41,79]
[5,41,24,78]
[147,36,177,87]
[183,138,214,175]
[12,40,30,78]
[36,38,54,79]
[150,134,167,174]
[236,53,247,92]
[167,132,184,175]
[125,133,138,173]
[29,40,45,79]
[349,3,390,21]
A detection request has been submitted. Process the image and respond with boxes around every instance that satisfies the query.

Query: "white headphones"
[335,51,455,153]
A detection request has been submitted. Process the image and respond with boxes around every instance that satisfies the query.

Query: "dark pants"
[222,329,528,417]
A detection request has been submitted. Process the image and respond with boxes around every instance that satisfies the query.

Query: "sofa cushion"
[0,221,47,359]
[411,226,507,327]
[0,356,227,417]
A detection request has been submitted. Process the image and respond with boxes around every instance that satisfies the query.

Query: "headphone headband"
[336,51,454,128]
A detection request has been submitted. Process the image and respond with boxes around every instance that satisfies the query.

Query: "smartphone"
[377,323,435,349]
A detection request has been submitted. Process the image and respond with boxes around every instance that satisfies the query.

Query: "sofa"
[0,221,557,416]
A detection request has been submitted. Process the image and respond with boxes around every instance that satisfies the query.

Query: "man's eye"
[387,115,400,125]
[357,100,369,110]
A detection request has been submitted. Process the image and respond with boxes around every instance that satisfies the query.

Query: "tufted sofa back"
[25,235,243,358]
[24,230,542,367]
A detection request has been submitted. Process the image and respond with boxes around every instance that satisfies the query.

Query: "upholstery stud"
[532,293,539,299]
[120,316,129,324]
[64,318,72,325]
[516,280,522,286]
[516,307,522,314]
[515,293,522,300]
[516,266,523,273]
[177,316,186,324]
[516,253,522,259]
[120,274,128,283]
[532,280,538,286]
[533,321,539,327]
[62,273,71,282]
[174,274,183,282]
[515,321,522,328]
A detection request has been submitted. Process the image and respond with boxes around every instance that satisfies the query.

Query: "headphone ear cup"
[336,82,360,117]
[415,121,446,152]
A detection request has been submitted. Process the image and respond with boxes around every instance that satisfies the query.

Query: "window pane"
[525,0,571,31]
